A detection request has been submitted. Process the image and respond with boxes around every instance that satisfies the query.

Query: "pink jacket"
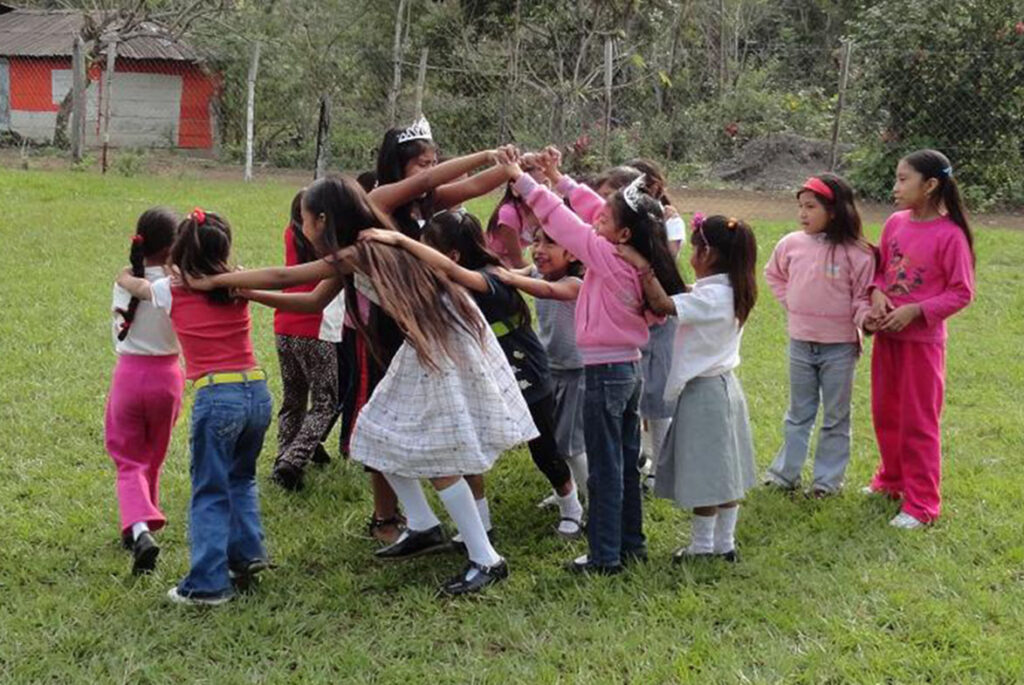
[873,210,975,344]
[764,231,875,343]
[516,174,649,364]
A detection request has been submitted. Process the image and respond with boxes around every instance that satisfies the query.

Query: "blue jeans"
[766,340,859,493]
[583,362,643,566]
[178,379,272,598]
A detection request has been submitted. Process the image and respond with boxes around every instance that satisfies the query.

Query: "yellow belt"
[192,369,266,390]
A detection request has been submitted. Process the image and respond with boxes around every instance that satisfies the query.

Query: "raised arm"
[496,269,580,301]
[359,229,490,293]
[241,278,344,313]
[368,149,496,214]
[434,165,514,212]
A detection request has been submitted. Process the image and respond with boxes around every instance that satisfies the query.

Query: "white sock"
[641,423,654,460]
[131,521,150,541]
[714,506,739,554]
[476,497,492,532]
[438,479,501,569]
[689,514,717,554]
[382,473,441,532]
[567,453,588,499]
[648,418,672,477]
[556,485,584,534]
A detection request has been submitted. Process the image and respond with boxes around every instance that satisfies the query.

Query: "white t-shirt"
[665,215,687,242]
[663,273,742,403]
[111,266,180,356]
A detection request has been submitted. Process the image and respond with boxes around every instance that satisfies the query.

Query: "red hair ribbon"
[131,234,144,245]
[800,177,834,201]
[190,207,207,225]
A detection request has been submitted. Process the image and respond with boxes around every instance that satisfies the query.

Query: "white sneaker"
[889,512,925,529]
[167,586,233,606]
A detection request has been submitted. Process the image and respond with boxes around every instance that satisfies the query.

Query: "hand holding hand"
[869,288,893,320]
[881,303,922,332]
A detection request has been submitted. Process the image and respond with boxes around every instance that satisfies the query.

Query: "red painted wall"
[7,56,217,149]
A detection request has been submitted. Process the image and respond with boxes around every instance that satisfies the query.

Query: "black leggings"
[527,393,572,491]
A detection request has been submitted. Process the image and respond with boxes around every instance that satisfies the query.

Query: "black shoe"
[228,558,275,592]
[621,548,649,566]
[567,555,623,576]
[311,443,332,466]
[717,549,740,563]
[374,525,448,561]
[440,559,509,596]
[121,530,133,551]
[131,532,160,575]
[449,528,495,555]
[271,462,305,491]
[671,546,716,564]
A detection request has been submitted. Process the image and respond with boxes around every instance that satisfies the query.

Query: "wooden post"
[314,94,330,180]
[602,36,613,164]
[100,36,117,174]
[413,48,428,120]
[244,41,261,183]
[829,40,853,172]
[387,0,407,127]
[70,36,86,163]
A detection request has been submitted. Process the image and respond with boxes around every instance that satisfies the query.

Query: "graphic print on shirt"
[884,238,926,296]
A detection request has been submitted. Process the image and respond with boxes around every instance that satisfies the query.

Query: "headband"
[799,177,834,201]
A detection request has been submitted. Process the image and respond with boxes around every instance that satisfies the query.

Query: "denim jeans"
[583,362,643,566]
[178,379,272,598]
[766,340,859,493]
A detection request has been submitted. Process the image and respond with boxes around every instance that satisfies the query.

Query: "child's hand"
[542,145,562,170]
[862,315,880,333]
[663,205,680,220]
[869,288,893,320]
[233,288,255,300]
[359,228,403,246]
[182,274,217,291]
[616,244,650,269]
[494,267,518,284]
[880,303,922,332]
[495,146,523,181]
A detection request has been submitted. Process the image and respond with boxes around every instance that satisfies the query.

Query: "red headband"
[799,177,834,201]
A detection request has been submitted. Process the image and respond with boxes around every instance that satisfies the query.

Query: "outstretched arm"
[241,278,344,313]
[495,268,580,301]
[616,246,675,316]
[185,247,357,291]
[368,149,497,215]
[434,165,514,212]
[359,229,490,293]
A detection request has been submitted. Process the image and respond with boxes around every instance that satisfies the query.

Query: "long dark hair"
[798,173,875,267]
[595,165,641,195]
[608,187,686,296]
[376,127,437,237]
[692,215,758,325]
[171,210,234,305]
[116,207,178,340]
[626,158,670,206]
[422,210,532,326]
[902,149,975,265]
[289,190,318,264]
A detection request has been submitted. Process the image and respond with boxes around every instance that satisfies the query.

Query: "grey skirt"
[550,367,585,458]
[654,371,756,509]
[640,319,677,419]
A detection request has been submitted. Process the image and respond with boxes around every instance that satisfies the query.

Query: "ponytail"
[902,149,975,266]
[609,186,687,297]
[116,207,178,340]
[691,215,758,325]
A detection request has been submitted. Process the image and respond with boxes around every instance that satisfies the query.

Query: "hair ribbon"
[190,207,207,225]
[131,234,144,245]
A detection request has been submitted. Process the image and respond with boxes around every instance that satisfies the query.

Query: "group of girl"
[104,113,974,604]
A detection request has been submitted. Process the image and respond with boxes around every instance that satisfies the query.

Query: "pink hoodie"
[516,174,649,365]
[764,231,876,343]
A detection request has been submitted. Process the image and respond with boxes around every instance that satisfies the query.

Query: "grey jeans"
[766,339,859,492]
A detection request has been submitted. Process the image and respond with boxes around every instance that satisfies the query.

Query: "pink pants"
[870,335,946,522]
[104,354,184,534]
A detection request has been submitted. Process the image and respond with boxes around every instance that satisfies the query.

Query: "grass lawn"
[1,167,1023,683]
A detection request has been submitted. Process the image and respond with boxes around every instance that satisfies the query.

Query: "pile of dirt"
[711,133,847,191]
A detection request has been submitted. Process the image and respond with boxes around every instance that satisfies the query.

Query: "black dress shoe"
[271,462,304,491]
[671,546,715,564]
[374,526,447,561]
[311,444,332,466]
[440,559,509,596]
[121,531,133,551]
[566,555,623,576]
[131,532,160,575]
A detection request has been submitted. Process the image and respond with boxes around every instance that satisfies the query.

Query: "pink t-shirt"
[518,174,649,365]
[764,231,875,343]
[487,201,536,266]
[872,210,975,344]
[151,278,258,380]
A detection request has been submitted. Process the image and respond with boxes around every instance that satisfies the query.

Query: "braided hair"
[116,208,178,340]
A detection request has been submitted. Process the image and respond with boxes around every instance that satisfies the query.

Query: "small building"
[0,4,217,149]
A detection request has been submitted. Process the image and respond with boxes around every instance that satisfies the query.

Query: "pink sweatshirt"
[516,174,649,365]
[764,231,875,343]
[873,210,975,344]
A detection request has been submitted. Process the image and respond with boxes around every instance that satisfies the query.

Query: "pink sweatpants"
[869,335,946,522]
[104,354,184,534]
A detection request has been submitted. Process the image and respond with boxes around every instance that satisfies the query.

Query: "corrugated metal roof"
[0,9,201,62]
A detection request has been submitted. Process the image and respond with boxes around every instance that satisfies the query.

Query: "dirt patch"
[711,133,848,192]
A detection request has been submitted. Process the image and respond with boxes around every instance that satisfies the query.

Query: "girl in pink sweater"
[763,174,876,497]
[506,149,685,574]
[863,149,975,529]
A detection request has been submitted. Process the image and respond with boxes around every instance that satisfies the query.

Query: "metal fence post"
[829,40,853,172]
[244,41,261,183]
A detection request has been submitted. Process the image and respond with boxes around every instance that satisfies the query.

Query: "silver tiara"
[622,174,647,213]
[396,116,433,144]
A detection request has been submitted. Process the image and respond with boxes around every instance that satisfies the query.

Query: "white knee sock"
[476,497,492,532]
[438,479,501,568]
[131,521,150,541]
[714,506,739,554]
[383,473,441,532]
[689,513,717,554]
[567,453,588,499]
[648,418,672,476]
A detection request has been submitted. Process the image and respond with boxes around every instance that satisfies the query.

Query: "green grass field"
[1,167,1023,683]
